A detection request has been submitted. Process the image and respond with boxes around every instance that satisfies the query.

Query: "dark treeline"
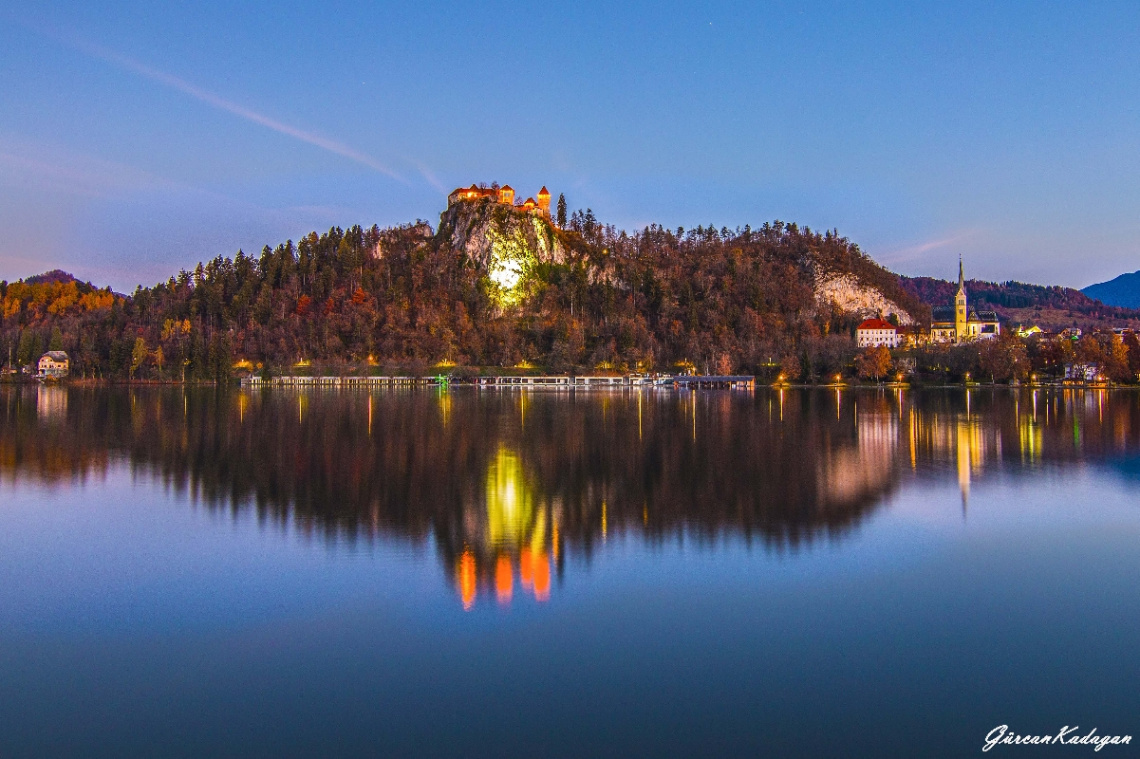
[902,276,1140,327]
[900,329,1140,384]
[0,208,927,380]
[0,388,896,553]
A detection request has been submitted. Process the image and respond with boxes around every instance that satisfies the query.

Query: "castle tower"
[954,257,968,343]
[537,186,551,217]
[498,185,515,205]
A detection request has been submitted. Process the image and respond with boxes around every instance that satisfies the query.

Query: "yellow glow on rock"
[485,227,537,307]
[488,256,523,292]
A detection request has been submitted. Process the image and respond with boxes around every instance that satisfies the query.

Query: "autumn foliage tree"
[978,333,1030,383]
[855,346,892,382]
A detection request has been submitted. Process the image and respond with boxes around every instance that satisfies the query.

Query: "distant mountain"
[16,270,123,297]
[1082,271,1140,309]
[24,269,82,286]
[900,276,1140,330]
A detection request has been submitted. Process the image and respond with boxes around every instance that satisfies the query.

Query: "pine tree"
[17,330,42,366]
[556,193,567,228]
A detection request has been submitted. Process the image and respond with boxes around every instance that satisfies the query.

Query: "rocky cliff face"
[373,221,433,259]
[436,199,566,269]
[434,199,570,305]
[813,271,914,325]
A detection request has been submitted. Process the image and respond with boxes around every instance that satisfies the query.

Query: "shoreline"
[4,375,1131,391]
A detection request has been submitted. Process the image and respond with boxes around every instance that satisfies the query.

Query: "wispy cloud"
[41,27,406,182]
[0,136,173,198]
[0,132,275,212]
[0,132,334,287]
[412,162,447,194]
[879,231,979,264]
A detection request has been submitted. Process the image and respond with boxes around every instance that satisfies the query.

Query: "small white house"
[856,318,900,349]
[37,351,70,379]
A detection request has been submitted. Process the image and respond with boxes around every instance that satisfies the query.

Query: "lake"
[1,386,1138,757]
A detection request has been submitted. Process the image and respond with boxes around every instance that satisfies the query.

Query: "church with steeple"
[930,258,1001,343]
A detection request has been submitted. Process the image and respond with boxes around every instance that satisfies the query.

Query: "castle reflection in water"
[3,385,1140,608]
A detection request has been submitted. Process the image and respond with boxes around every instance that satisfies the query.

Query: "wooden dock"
[670,375,755,389]
[242,375,431,388]
[241,374,755,390]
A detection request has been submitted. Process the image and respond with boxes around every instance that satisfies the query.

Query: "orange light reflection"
[533,551,551,602]
[495,555,513,604]
[457,550,476,610]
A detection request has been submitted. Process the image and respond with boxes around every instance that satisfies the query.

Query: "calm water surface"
[1,386,1139,757]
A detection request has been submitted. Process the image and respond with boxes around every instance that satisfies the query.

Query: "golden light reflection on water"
[453,446,554,610]
[437,387,451,428]
[485,447,544,549]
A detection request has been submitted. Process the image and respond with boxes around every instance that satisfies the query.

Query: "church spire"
[954,256,968,343]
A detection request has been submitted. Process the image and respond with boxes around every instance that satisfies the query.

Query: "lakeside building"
[856,318,901,348]
[447,183,551,217]
[1064,362,1104,383]
[37,351,69,379]
[930,259,1001,343]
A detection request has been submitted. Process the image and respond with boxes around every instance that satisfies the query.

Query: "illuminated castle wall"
[447,183,552,217]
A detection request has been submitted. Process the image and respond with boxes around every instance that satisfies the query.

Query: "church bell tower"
[954,257,968,343]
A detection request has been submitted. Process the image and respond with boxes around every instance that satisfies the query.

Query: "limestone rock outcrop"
[436,198,566,270]
[813,271,914,325]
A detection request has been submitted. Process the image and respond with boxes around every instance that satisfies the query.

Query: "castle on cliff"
[447,183,551,217]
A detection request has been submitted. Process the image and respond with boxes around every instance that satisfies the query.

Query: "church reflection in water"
[3,385,1140,608]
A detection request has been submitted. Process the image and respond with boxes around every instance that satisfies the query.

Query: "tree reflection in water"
[3,385,1140,608]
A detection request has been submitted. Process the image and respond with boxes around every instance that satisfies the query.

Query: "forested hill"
[901,276,1140,330]
[24,270,84,286]
[1,202,925,381]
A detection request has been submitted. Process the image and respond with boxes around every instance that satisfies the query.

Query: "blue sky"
[2,1,1139,291]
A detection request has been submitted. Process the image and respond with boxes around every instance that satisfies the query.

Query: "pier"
[670,375,755,389]
[241,375,432,388]
[240,374,755,390]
